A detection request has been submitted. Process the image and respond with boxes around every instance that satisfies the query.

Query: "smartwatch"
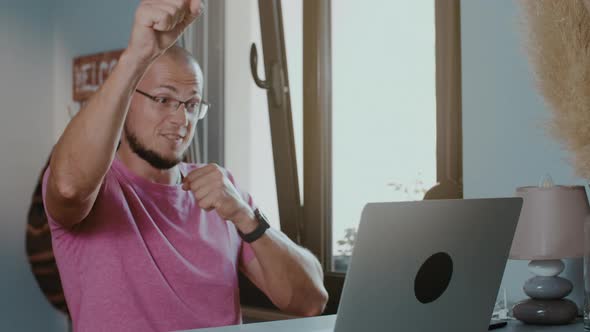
[238,208,270,243]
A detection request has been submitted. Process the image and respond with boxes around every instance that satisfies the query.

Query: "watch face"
[255,209,269,224]
[254,209,270,228]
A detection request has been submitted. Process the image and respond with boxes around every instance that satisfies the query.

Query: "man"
[42,1,328,331]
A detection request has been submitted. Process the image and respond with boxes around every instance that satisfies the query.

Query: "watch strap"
[238,209,270,243]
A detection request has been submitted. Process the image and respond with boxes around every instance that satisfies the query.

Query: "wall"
[461,0,585,310]
[52,0,140,142]
[0,0,139,330]
[0,1,63,330]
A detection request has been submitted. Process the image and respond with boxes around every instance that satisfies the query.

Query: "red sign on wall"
[73,49,124,102]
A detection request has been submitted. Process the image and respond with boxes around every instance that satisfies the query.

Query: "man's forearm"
[249,229,328,316]
[50,51,151,200]
[183,165,329,314]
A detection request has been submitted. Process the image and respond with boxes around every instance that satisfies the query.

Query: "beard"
[124,125,186,170]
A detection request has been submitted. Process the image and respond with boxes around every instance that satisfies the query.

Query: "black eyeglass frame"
[135,89,211,120]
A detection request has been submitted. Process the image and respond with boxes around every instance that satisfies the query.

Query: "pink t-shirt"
[42,158,256,332]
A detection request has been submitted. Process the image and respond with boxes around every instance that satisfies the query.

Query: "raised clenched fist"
[127,0,203,63]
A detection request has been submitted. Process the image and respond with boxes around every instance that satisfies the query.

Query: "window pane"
[225,0,280,228]
[225,1,302,231]
[282,0,304,203]
[331,1,437,272]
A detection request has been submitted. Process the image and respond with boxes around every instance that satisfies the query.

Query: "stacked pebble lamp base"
[512,260,578,325]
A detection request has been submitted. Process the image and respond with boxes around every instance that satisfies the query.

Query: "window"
[256,0,462,313]
[330,0,438,272]
[223,0,282,229]
[196,0,463,315]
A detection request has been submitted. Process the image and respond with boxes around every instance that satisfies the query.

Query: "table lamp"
[509,176,590,325]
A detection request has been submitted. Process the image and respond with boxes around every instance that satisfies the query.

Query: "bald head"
[142,45,204,93]
[160,44,200,68]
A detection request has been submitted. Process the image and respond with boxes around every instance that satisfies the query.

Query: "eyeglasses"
[135,89,210,120]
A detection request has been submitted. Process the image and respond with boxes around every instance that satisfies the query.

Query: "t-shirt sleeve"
[42,166,66,234]
[225,169,258,267]
[42,165,110,234]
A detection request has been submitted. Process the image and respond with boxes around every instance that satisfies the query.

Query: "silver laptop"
[324,198,522,332]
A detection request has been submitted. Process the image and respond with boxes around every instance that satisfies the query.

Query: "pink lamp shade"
[509,185,590,260]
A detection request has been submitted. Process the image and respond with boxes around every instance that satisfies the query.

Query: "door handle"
[250,43,286,108]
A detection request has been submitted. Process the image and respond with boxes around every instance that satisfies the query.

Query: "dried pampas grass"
[520,0,590,179]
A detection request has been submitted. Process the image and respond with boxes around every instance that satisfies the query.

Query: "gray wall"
[52,0,140,141]
[462,0,586,309]
[0,0,138,330]
[0,1,63,330]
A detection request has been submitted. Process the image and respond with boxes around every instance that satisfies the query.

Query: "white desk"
[504,320,583,331]
[179,315,583,332]
[180,315,335,332]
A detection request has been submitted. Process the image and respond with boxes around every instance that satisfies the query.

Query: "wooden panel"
[302,0,332,269]
[424,0,463,200]
[73,49,124,102]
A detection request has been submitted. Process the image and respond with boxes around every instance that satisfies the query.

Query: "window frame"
[184,0,227,165]
[302,0,462,314]
[254,0,305,244]
[243,0,463,315]
[302,0,332,270]
[301,0,463,272]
